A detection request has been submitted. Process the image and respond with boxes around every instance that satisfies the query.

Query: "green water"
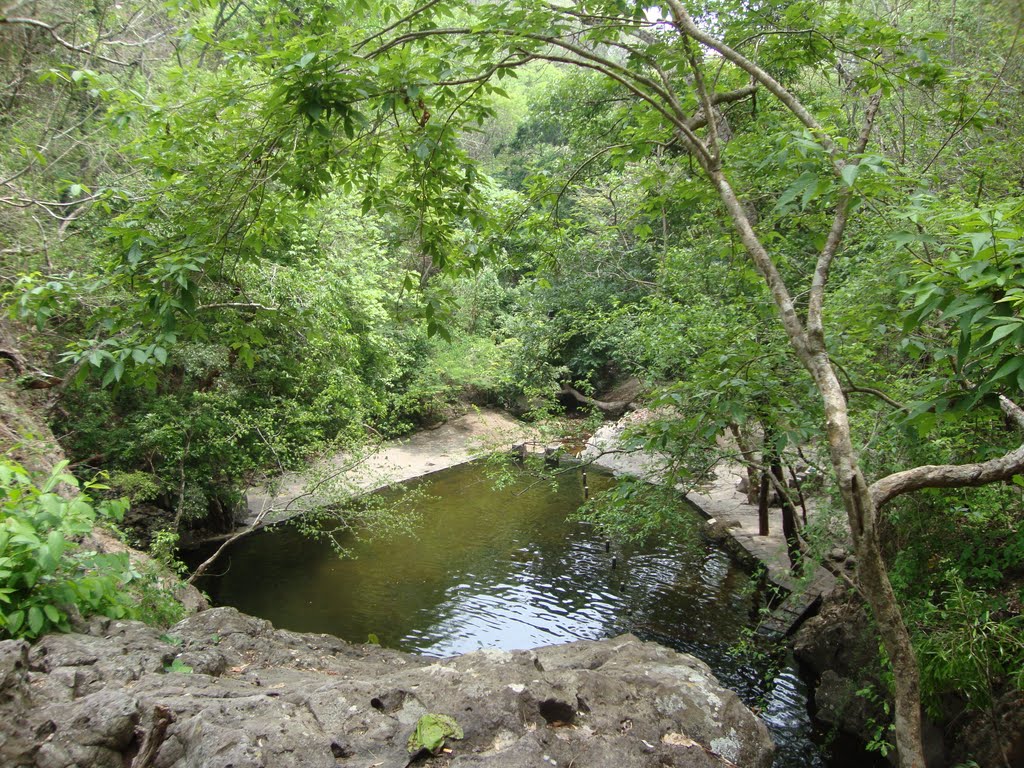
[196,462,756,659]
[192,461,881,767]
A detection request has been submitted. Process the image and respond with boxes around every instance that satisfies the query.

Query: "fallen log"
[557,384,634,419]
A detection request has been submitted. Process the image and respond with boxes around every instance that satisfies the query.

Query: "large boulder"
[792,589,889,747]
[0,608,774,768]
[792,589,877,681]
[952,688,1024,768]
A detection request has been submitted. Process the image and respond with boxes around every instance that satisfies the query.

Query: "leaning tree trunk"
[806,352,925,767]
[757,468,771,536]
[708,166,927,768]
[557,384,633,419]
[771,455,803,575]
[728,422,760,505]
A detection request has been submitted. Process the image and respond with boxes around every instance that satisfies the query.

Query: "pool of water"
[191,461,876,767]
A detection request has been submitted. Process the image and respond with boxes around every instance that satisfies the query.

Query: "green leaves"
[899,197,1024,416]
[407,714,463,755]
[0,459,136,640]
[840,163,861,188]
[775,171,825,213]
[164,658,194,674]
[576,480,700,545]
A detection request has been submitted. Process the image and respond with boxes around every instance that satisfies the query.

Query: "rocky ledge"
[0,608,774,768]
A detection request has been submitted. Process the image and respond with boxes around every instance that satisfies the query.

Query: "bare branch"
[195,302,279,312]
[870,395,1024,508]
[365,25,470,59]
[682,36,720,161]
[0,164,34,189]
[0,17,132,66]
[366,23,714,164]
[187,442,383,583]
[353,0,445,52]
[663,0,837,159]
[807,91,882,340]
[683,84,757,131]
[530,50,711,165]
[832,360,906,412]
[186,505,269,584]
[557,384,634,419]
[1,347,61,388]
[550,143,630,220]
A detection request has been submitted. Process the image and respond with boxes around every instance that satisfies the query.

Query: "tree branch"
[187,442,381,583]
[832,360,906,411]
[663,0,838,159]
[0,348,61,388]
[683,36,720,162]
[353,0,445,52]
[0,17,132,66]
[195,302,278,312]
[683,84,758,131]
[530,50,711,165]
[807,91,882,341]
[550,143,631,220]
[367,23,714,164]
[557,384,634,419]
[870,395,1024,508]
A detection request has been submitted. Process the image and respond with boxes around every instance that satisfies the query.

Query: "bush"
[388,335,520,428]
[913,575,1024,715]
[0,458,137,639]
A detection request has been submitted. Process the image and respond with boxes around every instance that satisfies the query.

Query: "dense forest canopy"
[2,0,1023,765]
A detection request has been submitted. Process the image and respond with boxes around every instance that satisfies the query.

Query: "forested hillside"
[2,0,1023,765]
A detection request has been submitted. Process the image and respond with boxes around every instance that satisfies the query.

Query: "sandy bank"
[240,408,537,529]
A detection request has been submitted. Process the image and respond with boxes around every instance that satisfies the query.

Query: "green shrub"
[913,575,1024,715]
[574,480,702,544]
[389,335,520,428]
[0,458,136,639]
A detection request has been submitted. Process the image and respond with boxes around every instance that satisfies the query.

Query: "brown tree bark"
[757,467,771,537]
[772,457,802,574]
[728,422,760,505]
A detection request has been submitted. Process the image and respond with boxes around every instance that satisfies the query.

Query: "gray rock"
[792,590,877,679]
[0,608,774,768]
[0,639,30,703]
[812,670,876,735]
[827,547,847,563]
[952,688,1024,768]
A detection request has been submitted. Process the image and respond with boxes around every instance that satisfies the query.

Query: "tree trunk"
[710,167,927,767]
[557,384,633,419]
[772,456,802,574]
[857,520,925,766]
[728,422,760,504]
[805,353,926,768]
[757,467,770,536]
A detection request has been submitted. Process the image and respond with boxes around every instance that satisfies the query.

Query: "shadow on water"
[188,461,884,768]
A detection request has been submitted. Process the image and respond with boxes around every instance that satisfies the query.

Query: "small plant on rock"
[0,458,137,639]
[407,714,464,756]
